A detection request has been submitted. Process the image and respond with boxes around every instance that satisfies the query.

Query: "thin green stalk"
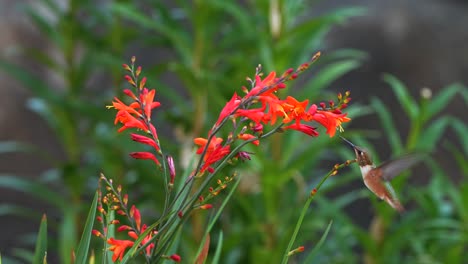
[281,159,356,264]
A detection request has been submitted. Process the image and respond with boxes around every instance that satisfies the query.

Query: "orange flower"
[139,88,161,121]
[108,238,134,262]
[281,96,309,123]
[235,108,267,124]
[129,205,141,231]
[109,86,160,133]
[245,71,286,98]
[238,133,259,146]
[194,136,231,173]
[312,110,351,137]
[194,136,223,157]
[114,110,149,133]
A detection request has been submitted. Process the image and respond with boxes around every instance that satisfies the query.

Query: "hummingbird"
[340,136,422,213]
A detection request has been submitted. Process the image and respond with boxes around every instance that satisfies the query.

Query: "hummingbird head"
[339,136,373,166]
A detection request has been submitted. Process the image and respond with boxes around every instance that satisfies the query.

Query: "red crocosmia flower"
[129,205,141,231]
[129,152,161,166]
[200,204,213,210]
[139,89,161,121]
[235,108,267,125]
[130,133,160,151]
[216,93,241,126]
[112,97,142,117]
[283,123,319,137]
[126,224,155,256]
[194,136,231,173]
[123,89,138,100]
[263,96,287,125]
[312,110,351,137]
[194,136,223,157]
[108,238,134,262]
[115,111,149,133]
[245,71,286,98]
[201,144,231,173]
[245,71,277,98]
[117,225,132,232]
[281,96,309,123]
[170,254,181,262]
[238,133,259,146]
[306,103,318,117]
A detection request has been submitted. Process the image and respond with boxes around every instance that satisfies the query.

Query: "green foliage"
[75,192,99,264]
[1,0,466,263]
[33,215,47,264]
[319,76,468,263]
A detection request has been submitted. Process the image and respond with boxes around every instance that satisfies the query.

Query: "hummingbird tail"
[385,197,405,213]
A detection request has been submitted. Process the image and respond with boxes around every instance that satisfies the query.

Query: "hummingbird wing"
[378,154,423,181]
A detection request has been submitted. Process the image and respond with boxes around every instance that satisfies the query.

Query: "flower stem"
[281,159,355,264]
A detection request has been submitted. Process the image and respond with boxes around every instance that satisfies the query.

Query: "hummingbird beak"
[339,135,356,149]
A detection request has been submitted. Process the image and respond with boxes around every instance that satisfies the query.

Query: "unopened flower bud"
[167,156,176,185]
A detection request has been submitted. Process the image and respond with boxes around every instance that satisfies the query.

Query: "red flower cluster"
[93,176,181,263]
[193,53,351,175]
[107,56,162,166]
[106,205,158,262]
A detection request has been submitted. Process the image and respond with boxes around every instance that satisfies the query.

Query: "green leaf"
[195,178,241,258]
[24,8,63,50]
[370,98,403,154]
[112,3,191,63]
[303,220,333,263]
[0,175,67,210]
[0,141,56,166]
[204,0,251,34]
[284,7,366,64]
[416,117,450,152]
[59,210,77,264]
[383,74,419,121]
[425,84,462,120]
[0,61,59,103]
[0,204,43,219]
[74,191,98,264]
[211,231,223,264]
[450,118,468,156]
[300,60,361,98]
[33,214,47,264]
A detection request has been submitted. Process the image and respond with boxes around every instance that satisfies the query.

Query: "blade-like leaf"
[0,204,43,219]
[33,214,47,264]
[300,60,361,99]
[450,118,468,156]
[194,178,241,259]
[211,232,223,264]
[416,117,450,152]
[0,61,59,102]
[59,210,77,264]
[0,141,56,166]
[111,3,191,63]
[303,220,333,263]
[0,175,66,210]
[383,74,419,121]
[425,84,462,120]
[371,98,403,154]
[74,191,98,264]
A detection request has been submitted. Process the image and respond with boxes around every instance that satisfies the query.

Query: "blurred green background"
[0,0,466,263]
